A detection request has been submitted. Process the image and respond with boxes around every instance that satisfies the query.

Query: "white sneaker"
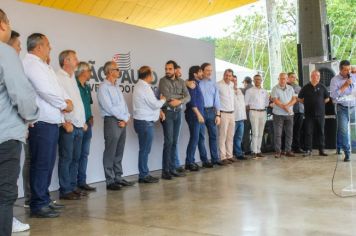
[12,217,30,233]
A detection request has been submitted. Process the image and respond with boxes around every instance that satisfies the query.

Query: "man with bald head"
[298,70,330,157]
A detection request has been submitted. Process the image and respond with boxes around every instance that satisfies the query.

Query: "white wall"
[2,0,215,197]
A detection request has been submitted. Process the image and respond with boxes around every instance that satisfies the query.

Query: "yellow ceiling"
[19,0,256,29]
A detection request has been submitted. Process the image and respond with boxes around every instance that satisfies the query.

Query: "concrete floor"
[13,151,356,236]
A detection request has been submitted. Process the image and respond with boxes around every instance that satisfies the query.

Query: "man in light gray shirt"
[0,9,39,236]
[271,72,296,158]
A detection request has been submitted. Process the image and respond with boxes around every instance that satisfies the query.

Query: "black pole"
[325,24,332,61]
[297,43,304,87]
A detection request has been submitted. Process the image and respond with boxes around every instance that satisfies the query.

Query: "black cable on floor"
[331,153,356,198]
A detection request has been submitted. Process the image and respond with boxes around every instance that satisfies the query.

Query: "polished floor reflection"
[13,151,356,236]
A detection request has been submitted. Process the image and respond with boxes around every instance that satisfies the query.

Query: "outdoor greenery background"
[201,0,355,89]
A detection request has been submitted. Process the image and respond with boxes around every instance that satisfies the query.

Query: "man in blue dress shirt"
[330,60,356,162]
[97,61,135,190]
[199,63,224,166]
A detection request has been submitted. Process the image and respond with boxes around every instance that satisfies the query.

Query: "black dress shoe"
[48,202,65,210]
[344,154,350,162]
[294,148,304,154]
[60,192,81,200]
[106,183,121,190]
[176,166,186,173]
[213,160,226,166]
[30,206,60,218]
[117,179,135,186]
[73,188,88,196]
[185,163,200,171]
[170,171,186,177]
[78,184,97,191]
[202,162,214,168]
[303,150,312,157]
[236,156,248,160]
[319,151,328,156]
[139,175,159,183]
[161,173,173,180]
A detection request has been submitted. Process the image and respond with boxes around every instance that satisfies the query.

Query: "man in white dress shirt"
[232,75,247,160]
[133,66,166,183]
[56,50,87,200]
[245,74,270,159]
[23,33,73,218]
[217,69,236,164]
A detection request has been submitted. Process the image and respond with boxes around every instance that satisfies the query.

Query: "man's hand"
[118,121,127,128]
[83,123,88,132]
[197,113,205,123]
[169,99,181,107]
[186,80,196,89]
[63,121,73,133]
[89,116,94,127]
[160,94,166,102]
[160,110,166,121]
[215,116,221,126]
[63,99,73,113]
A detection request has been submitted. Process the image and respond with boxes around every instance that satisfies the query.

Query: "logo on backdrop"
[86,52,159,94]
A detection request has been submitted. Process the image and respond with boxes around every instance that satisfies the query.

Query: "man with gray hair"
[56,50,87,200]
[271,72,297,158]
[23,33,73,218]
[75,62,96,191]
[0,9,39,235]
[97,61,134,190]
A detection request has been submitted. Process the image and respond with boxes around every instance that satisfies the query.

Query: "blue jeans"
[336,105,355,155]
[233,120,245,157]
[185,112,208,165]
[161,110,182,174]
[77,123,92,186]
[203,108,219,162]
[28,122,59,212]
[134,120,154,179]
[58,126,83,195]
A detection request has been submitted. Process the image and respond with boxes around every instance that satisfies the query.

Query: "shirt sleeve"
[265,90,270,107]
[25,63,67,110]
[245,89,251,105]
[330,77,342,99]
[213,84,221,111]
[1,48,39,122]
[324,85,330,99]
[271,86,278,99]
[298,87,305,99]
[97,84,129,121]
[188,87,197,108]
[180,80,191,104]
[144,86,165,109]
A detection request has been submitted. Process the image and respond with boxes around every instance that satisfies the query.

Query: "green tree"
[201,0,355,89]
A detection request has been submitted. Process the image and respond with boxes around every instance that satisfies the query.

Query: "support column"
[265,0,282,89]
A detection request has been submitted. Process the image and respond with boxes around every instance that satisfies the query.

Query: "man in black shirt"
[298,70,330,156]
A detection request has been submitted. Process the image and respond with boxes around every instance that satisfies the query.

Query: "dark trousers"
[304,116,325,151]
[103,117,126,185]
[185,112,208,165]
[242,119,251,154]
[22,142,31,204]
[58,126,83,195]
[0,140,21,236]
[29,122,59,212]
[273,114,293,153]
[161,110,182,174]
[292,113,304,151]
[203,108,219,163]
[78,123,92,186]
[134,119,154,179]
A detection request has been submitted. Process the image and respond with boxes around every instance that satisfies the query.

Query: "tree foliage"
[202,0,355,89]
